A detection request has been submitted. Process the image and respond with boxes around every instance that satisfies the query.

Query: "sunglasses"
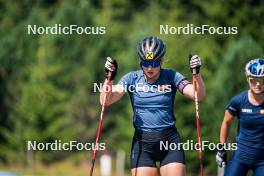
[140,60,161,68]
[248,77,264,85]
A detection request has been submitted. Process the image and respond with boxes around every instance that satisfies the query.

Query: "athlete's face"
[247,76,264,94]
[142,64,161,79]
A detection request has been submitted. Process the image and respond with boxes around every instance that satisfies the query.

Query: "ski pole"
[190,54,204,176]
[89,68,112,176]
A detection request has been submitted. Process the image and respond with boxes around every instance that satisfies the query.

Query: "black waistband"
[134,126,178,142]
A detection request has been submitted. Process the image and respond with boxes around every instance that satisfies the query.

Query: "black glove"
[216,143,227,168]
[189,54,202,74]
[104,57,118,80]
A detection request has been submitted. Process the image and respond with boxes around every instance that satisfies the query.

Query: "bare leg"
[160,163,186,176]
[131,167,158,176]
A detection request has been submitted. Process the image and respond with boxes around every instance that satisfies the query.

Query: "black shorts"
[130,126,185,169]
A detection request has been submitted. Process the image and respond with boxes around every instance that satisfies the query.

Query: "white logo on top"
[241,108,252,113]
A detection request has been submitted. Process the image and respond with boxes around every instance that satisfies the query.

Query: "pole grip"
[189,54,198,75]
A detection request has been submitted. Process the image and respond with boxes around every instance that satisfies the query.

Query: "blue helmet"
[245,59,264,77]
[137,36,166,62]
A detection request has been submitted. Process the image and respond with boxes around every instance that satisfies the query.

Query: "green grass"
[0,156,131,176]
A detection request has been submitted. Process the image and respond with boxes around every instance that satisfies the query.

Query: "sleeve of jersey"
[173,71,190,94]
[226,96,239,117]
[117,72,133,92]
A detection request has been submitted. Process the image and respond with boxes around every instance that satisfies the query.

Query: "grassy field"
[0,156,131,176]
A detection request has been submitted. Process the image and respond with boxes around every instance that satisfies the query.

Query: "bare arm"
[182,74,206,101]
[100,79,126,106]
[220,110,234,143]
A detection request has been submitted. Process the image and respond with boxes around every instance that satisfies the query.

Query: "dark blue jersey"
[118,69,190,132]
[226,91,264,164]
